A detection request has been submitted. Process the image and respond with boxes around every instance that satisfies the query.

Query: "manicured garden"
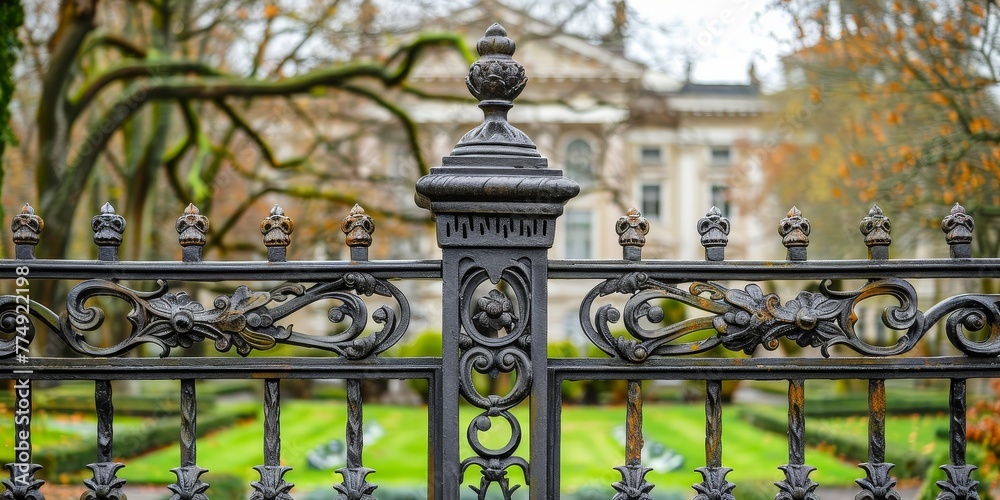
[15,403,950,497]
[1,379,994,498]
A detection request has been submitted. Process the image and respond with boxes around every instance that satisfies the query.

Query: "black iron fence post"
[416,23,579,499]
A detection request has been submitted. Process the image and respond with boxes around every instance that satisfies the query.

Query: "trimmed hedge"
[747,382,961,417]
[0,381,250,417]
[738,406,931,478]
[798,395,951,417]
[0,393,223,417]
[36,406,256,476]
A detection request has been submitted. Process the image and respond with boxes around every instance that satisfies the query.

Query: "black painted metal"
[251,378,294,500]
[856,379,900,500]
[335,379,377,500]
[169,380,209,500]
[3,378,42,500]
[611,380,653,500]
[95,381,113,463]
[415,22,577,500]
[775,379,819,500]
[1,22,999,500]
[937,379,981,499]
[83,380,127,500]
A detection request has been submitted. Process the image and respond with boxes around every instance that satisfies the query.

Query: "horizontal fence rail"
[2,22,998,500]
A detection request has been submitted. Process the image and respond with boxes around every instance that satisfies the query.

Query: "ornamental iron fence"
[2,22,999,500]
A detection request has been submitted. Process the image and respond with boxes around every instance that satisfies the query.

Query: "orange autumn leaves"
[770,0,999,214]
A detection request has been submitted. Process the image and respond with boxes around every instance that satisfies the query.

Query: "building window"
[711,185,730,217]
[710,146,731,165]
[564,210,592,259]
[565,139,594,184]
[640,146,661,165]
[641,184,661,219]
[563,311,586,348]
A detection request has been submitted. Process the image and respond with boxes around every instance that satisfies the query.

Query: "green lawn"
[811,412,948,457]
[3,398,954,495]
[0,408,151,450]
[117,402,874,494]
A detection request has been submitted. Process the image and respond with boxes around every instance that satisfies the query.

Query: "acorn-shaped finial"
[342,204,375,261]
[92,202,126,261]
[616,207,649,261]
[941,202,974,258]
[261,204,294,262]
[176,203,209,262]
[11,203,44,260]
[859,204,891,260]
[698,206,730,261]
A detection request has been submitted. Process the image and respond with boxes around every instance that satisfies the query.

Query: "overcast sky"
[626,0,790,88]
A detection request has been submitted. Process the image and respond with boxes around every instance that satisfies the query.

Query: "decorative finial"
[616,207,649,261]
[11,203,43,260]
[469,23,522,102]
[92,202,126,261]
[448,22,541,161]
[342,204,375,261]
[698,206,730,261]
[859,204,891,260]
[176,203,209,262]
[261,204,294,262]
[778,206,810,261]
[941,202,974,259]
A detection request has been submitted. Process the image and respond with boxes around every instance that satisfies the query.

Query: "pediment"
[407,2,645,83]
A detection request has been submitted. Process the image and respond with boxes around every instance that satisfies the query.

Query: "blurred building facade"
[372,2,775,342]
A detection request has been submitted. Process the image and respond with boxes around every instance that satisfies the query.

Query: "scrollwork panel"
[458,262,534,499]
[0,272,410,359]
[580,273,1000,361]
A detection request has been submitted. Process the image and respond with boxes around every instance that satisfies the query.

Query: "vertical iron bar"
[7,376,44,499]
[529,250,552,497]
[346,378,363,469]
[693,379,733,498]
[949,378,967,467]
[855,378,898,498]
[788,379,805,466]
[428,370,443,499]
[626,380,643,466]
[776,379,817,498]
[705,379,723,468]
[96,380,113,463]
[180,379,197,467]
[547,372,563,496]
[935,377,978,497]
[868,379,886,464]
[263,379,280,467]
[440,259,461,500]
[251,379,292,500]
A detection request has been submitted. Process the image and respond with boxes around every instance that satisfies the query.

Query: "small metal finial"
[92,202,126,261]
[698,206,730,261]
[11,203,44,259]
[261,204,294,262]
[616,207,649,261]
[449,22,540,161]
[778,206,810,261]
[176,203,209,262]
[342,204,375,261]
[941,202,974,258]
[860,204,891,260]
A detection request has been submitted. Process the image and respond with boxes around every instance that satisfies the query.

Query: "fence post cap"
[414,22,579,248]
